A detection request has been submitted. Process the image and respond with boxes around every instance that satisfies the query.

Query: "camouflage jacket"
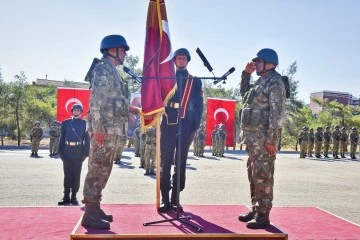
[340,132,348,142]
[30,127,43,139]
[308,132,315,142]
[298,131,308,142]
[49,126,60,138]
[323,131,331,142]
[86,58,129,135]
[315,131,323,142]
[145,128,156,145]
[239,70,286,145]
[332,130,341,141]
[350,132,359,143]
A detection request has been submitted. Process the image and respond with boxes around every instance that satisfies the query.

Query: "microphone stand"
[142,70,202,232]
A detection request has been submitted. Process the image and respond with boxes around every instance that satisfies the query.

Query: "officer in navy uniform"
[58,104,90,205]
[158,48,203,212]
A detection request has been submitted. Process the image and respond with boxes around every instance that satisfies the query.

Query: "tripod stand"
[143,70,203,232]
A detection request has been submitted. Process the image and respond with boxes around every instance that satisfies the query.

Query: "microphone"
[196,48,213,72]
[123,67,142,83]
[214,67,236,84]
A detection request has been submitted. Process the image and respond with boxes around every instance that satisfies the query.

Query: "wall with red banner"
[205,98,236,147]
[56,87,91,122]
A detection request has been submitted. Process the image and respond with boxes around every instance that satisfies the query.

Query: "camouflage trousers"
[300,141,307,157]
[83,135,120,204]
[32,139,41,152]
[212,141,217,155]
[246,145,275,215]
[340,141,347,156]
[217,140,226,156]
[198,141,205,156]
[134,137,140,156]
[115,136,127,161]
[307,141,314,156]
[140,140,146,166]
[49,138,59,154]
[350,143,357,156]
[314,141,322,156]
[323,141,330,156]
[144,144,156,171]
[333,141,340,156]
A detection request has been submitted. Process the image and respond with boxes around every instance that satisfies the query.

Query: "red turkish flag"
[205,98,236,147]
[56,87,91,122]
[141,0,176,128]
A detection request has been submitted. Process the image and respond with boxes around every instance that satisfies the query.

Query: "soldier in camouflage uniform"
[314,127,323,158]
[216,124,227,157]
[193,130,199,156]
[332,125,341,159]
[339,127,348,158]
[81,35,137,229]
[133,125,141,157]
[144,127,156,175]
[114,133,127,164]
[49,120,61,157]
[30,121,43,157]
[211,124,218,156]
[139,132,146,168]
[197,125,206,157]
[349,127,358,159]
[323,126,331,158]
[298,127,308,158]
[238,49,286,229]
[307,128,315,157]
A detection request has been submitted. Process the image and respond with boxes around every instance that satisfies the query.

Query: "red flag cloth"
[205,98,236,147]
[141,0,176,128]
[56,87,90,122]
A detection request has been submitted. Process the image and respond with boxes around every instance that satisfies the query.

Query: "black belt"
[65,141,82,146]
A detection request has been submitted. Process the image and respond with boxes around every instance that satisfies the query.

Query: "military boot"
[34,152,39,157]
[30,152,34,157]
[70,192,79,205]
[170,188,183,212]
[238,206,255,222]
[58,192,71,205]
[81,204,110,229]
[49,151,53,157]
[97,206,113,222]
[246,213,270,229]
[158,190,171,213]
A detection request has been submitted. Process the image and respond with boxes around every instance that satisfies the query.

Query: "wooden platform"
[71,205,287,239]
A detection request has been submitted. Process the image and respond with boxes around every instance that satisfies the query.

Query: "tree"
[120,54,142,94]
[7,72,29,146]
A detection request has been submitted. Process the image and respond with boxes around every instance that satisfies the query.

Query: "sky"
[0,0,359,103]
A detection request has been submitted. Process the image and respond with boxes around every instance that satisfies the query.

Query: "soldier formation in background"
[298,125,358,159]
[49,120,61,157]
[133,125,141,157]
[144,127,156,175]
[215,124,227,157]
[30,121,43,157]
[193,125,205,157]
[211,124,218,156]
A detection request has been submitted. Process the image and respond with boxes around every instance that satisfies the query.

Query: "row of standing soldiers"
[298,126,359,159]
[211,124,228,157]
[30,120,61,157]
[133,126,156,175]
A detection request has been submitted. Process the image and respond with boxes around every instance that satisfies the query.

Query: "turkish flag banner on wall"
[56,87,91,122]
[205,98,236,147]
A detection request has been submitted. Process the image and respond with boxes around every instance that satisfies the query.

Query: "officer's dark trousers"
[160,113,193,193]
[62,146,83,194]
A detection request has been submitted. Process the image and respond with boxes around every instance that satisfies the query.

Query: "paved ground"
[0,147,359,225]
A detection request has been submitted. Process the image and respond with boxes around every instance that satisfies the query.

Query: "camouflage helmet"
[34,121,40,126]
[309,128,314,131]
[100,35,129,53]
[316,126,322,131]
[71,104,83,112]
[214,124,219,129]
[220,124,226,129]
[173,48,191,62]
[335,125,339,129]
[252,48,279,65]
[302,126,308,130]
[341,127,346,131]
[52,120,58,125]
[325,126,330,130]
[352,127,357,131]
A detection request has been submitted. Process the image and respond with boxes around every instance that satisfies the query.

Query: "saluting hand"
[94,132,106,147]
[244,62,255,74]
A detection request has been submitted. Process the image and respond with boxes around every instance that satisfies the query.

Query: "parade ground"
[0,147,359,239]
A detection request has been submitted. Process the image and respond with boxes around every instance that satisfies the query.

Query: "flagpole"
[155,116,161,209]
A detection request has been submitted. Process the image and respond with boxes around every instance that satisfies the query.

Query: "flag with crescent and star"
[56,87,90,122]
[206,97,236,147]
[140,0,176,128]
